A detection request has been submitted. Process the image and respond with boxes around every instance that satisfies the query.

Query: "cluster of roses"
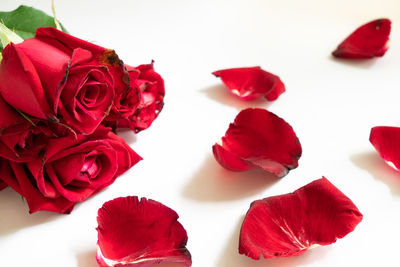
[0,27,164,213]
[0,11,393,267]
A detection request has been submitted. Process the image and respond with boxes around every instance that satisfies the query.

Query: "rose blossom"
[104,61,165,133]
[0,27,132,134]
[0,127,141,213]
[0,94,66,162]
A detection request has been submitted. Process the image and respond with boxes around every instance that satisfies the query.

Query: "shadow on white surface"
[115,129,138,145]
[350,151,400,195]
[0,188,61,236]
[182,155,278,201]
[201,85,272,110]
[328,55,378,69]
[217,216,330,267]
[76,249,98,267]
[75,250,187,267]
[156,263,190,267]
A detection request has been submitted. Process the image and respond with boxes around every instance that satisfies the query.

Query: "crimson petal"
[212,108,301,177]
[332,18,391,59]
[96,196,191,267]
[369,126,400,171]
[212,66,285,101]
[239,177,363,260]
[0,179,7,191]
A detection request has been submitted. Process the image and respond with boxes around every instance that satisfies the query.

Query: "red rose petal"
[212,143,253,172]
[239,177,363,260]
[212,108,301,177]
[369,126,400,171]
[0,43,52,119]
[96,196,191,267]
[0,179,7,191]
[0,95,26,129]
[332,18,391,59]
[212,66,285,101]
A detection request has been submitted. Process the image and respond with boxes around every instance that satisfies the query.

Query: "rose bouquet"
[0,8,164,213]
[0,4,395,267]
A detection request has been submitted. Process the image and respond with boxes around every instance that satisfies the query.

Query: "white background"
[1,0,400,266]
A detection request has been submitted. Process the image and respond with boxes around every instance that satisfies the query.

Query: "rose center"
[77,155,101,181]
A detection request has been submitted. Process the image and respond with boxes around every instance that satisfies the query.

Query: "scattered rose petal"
[239,177,363,260]
[212,66,285,101]
[369,126,400,172]
[332,18,391,59]
[212,108,301,177]
[96,196,191,267]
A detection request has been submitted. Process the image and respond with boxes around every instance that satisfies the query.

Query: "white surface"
[1,0,400,266]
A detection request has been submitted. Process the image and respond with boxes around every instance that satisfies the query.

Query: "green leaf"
[0,5,68,51]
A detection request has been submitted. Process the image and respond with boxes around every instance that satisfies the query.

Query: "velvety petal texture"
[104,62,165,133]
[332,18,391,59]
[370,126,400,171]
[213,108,302,177]
[96,196,191,267]
[0,95,26,129]
[0,27,131,134]
[0,27,160,214]
[239,177,363,260]
[0,128,141,213]
[213,66,285,101]
[0,120,55,162]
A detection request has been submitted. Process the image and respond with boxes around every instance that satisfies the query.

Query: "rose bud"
[0,27,132,134]
[0,127,141,213]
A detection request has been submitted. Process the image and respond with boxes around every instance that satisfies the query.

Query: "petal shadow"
[116,129,137,145]
[350,151,400,195]
[201,84,272,110]
[217,216,330,267]
[76,249,98,267]
[157,263,190,267]
[182,155,278,202]
[329,55,378,69]
[75,250,187,267]
[0,188,61,236]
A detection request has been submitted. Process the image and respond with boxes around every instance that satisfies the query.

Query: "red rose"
[0,120,55,162]
[104,61,165,133]
[0,27,131,134]
[0,94,68,162]
[0,128,141,213]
